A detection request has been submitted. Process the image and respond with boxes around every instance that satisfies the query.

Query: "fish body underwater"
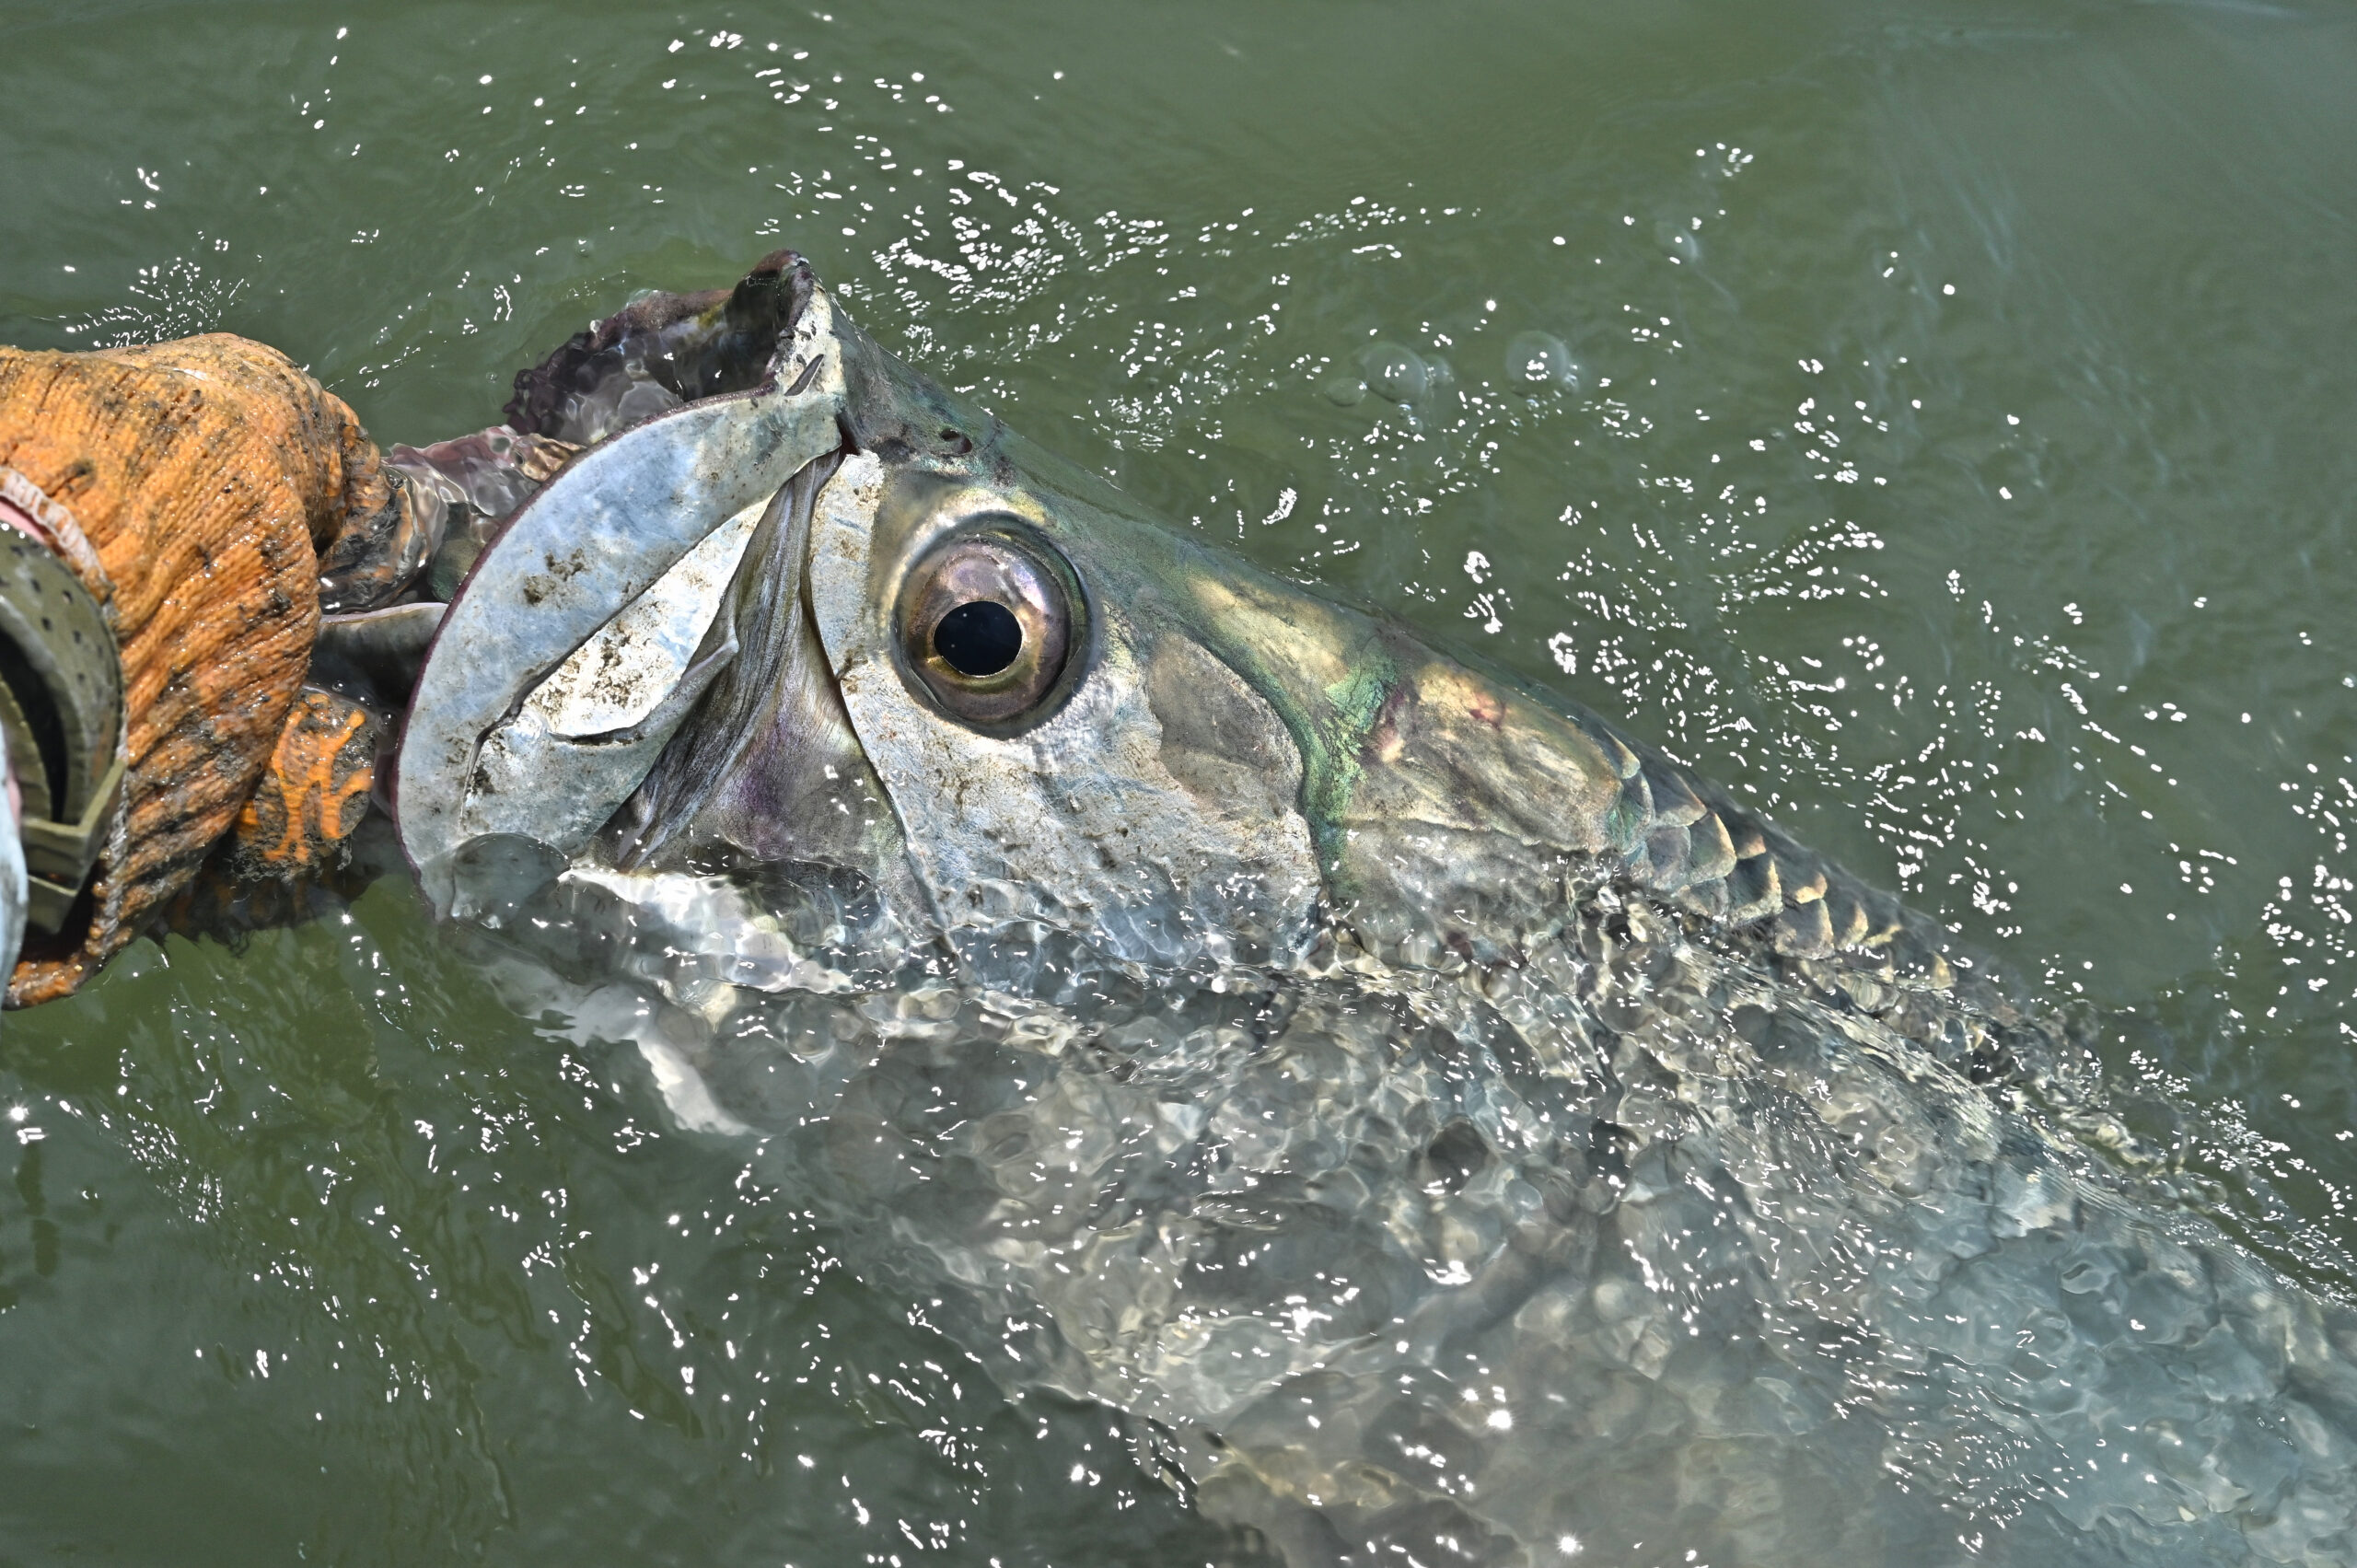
[396,252,2357,1567]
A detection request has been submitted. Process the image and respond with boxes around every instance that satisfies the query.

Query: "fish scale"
[1513,689,2062,1129]
[477,858,2357,1565]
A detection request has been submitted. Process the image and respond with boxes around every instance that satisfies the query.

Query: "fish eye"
[894,524,1080,730]
[933,599,1023,677]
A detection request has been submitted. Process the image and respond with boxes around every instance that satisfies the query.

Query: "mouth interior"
[601,444,849,870]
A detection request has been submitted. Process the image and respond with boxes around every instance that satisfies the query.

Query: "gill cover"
[397,263,848,919]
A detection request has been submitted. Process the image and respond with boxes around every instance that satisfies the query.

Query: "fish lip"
[394,261,853,919]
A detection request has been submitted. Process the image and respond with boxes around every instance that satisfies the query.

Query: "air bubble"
[1360,342,1428,403]
[1505,331,1580,390]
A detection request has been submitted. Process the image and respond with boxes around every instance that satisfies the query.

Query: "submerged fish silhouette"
[397,252,2357,1568]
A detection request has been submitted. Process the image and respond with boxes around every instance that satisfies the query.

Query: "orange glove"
[0,335,405,1003]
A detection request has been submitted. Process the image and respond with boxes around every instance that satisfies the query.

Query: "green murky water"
[5,1,2357,1561]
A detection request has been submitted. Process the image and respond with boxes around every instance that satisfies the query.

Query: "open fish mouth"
[396,252,850,923]
[398,245,1327,975]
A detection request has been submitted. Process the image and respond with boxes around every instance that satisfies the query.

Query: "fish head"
[401,251,1652,985]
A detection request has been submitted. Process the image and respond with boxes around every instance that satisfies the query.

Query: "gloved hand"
[0,334,414,1003]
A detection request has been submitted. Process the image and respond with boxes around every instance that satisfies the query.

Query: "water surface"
[4,1,2356,1562]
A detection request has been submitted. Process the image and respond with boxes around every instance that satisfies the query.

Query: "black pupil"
[934,599,1024,678]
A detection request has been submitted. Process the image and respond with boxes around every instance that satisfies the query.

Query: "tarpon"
[396,251,2357,1567]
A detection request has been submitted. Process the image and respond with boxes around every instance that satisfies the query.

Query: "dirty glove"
[0,334,411,1003]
